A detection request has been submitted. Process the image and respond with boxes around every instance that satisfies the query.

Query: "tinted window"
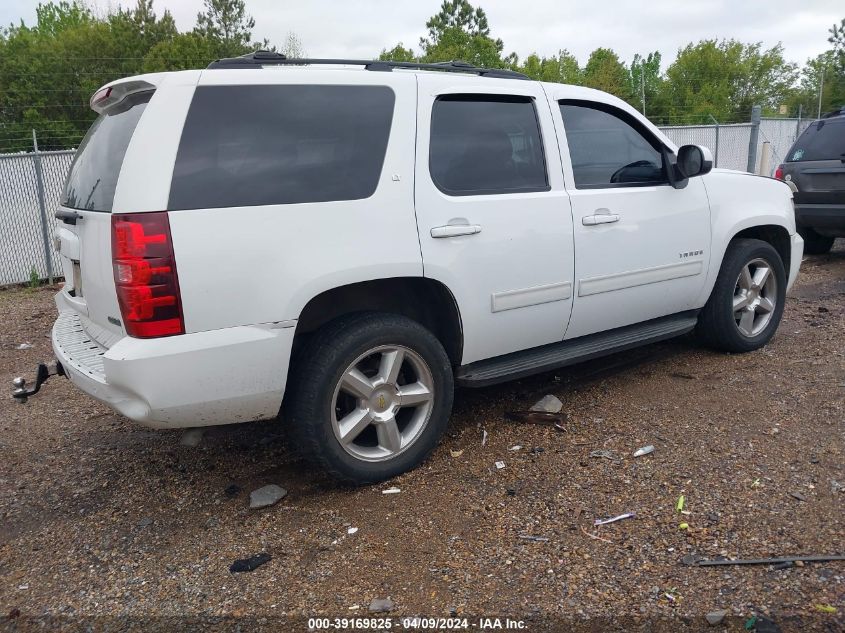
[560,103,665,188]
[787,119,845,162]
[63,91,152,212]
[430,95,549,195]
[169,85,395,210]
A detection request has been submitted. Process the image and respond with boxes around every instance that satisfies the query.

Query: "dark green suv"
[776,109,845,254]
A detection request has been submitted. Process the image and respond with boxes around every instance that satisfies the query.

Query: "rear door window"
[787,119,845,162]
[168,85,395,210]
[62,91,152,212]
[429,95,549,195]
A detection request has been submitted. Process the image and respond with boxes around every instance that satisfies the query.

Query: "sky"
[1,0,841,67]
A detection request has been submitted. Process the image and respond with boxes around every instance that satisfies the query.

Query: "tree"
[786,51,845,118]
[629,52,663,115]
[583,48,632,102]
[194,0,255,58]
[420,0,495,48]
[380,1,510,68]
[379,43,418,62]
[517,50,581,83]
[142,32,219,71]
[659,40,798,123]
[281,31,306,58]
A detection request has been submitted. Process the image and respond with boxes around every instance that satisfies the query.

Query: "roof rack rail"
[207,51,531,80]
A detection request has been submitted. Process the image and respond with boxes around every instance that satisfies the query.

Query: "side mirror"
[676,144,713,179]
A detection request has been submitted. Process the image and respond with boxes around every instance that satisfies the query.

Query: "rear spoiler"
[89,75,162,113]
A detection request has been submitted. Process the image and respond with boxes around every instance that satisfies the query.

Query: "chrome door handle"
[430,223,482,238]
[582,210,620,226]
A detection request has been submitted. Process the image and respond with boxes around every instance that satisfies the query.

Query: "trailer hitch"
[12,361,64,403]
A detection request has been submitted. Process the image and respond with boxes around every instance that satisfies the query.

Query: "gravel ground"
[1,243,844,632]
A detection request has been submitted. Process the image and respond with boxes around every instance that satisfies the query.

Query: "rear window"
[63,91,152,212]
[787,119,845,162]
[168,85,395,210]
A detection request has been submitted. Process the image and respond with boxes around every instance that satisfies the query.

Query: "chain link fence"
[0,148,75,286]
[0,116,815,287]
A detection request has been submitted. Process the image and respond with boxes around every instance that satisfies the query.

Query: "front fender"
[698,170,797,305]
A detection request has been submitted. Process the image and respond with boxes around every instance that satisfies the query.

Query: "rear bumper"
[52,304,295,429]
[794,203,845,235]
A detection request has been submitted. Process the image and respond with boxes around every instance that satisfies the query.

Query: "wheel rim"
[733,257,778,337]
[330,345,435,462]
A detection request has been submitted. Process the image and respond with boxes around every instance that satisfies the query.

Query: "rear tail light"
[111,212,184,338]
[774,165,784,180]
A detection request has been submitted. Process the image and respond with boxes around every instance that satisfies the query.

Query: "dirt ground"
[1,243,843,633]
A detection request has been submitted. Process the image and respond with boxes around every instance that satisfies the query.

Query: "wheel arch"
[730,224,792,279]
[292,277,464,366]
[700,219,793,307]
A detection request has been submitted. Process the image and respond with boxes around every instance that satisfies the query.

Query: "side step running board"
[456,312,698,388]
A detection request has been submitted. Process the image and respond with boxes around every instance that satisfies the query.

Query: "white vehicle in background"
[13,52,803,484]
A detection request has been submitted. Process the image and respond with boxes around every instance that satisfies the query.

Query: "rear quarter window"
[62,91,152,212]
[168,84,395,210]
[787,119,845,162]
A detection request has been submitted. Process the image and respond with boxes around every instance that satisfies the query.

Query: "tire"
[286,312,454,485]
[798,227,835,255]
[697,238,786,353]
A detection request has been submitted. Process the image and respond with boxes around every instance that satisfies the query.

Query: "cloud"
[2,0,838,66]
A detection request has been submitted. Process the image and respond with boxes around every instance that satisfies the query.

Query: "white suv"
[15,53,803,483]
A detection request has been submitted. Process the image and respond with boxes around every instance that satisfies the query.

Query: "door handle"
[582,209,620,226]
[430,222,482,238]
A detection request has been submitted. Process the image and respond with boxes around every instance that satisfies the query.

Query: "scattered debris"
[7,608,21,620]
[450,449,464,458]
[494,461,505,470]
[815,604,837,614]
[249,484,287,509]
[580,526,612,544]
[482,430,488,446]
[679,522,689,530]
[693,554,845,567]
[382,487,401,495]
[681,554,704,566]
[348,605,360,611]
[744,616,757,630]
[518,535,549,542]
[832,480,843,493]
[229,552,271,573]
[789,491,808,502]
[530,394,563,413]
[589,449,620,462]
[663,588,681,603]
[633,445,655,457]
[347,527,358,535]
[751,478,762,488]
[224,483,241,497]
[16,342,32,350]
[179,428,204,447]
[771,561,793,571]
[676,495,685,512]
[671,372,695,380]
[509,445,522,451]
[136,517,153,528]
[368,598,394,613]
[594,512,635,526]
[505,410,567,429]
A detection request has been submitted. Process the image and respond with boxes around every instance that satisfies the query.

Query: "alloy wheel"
[330,345,435,462]
[732,257,778,337]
